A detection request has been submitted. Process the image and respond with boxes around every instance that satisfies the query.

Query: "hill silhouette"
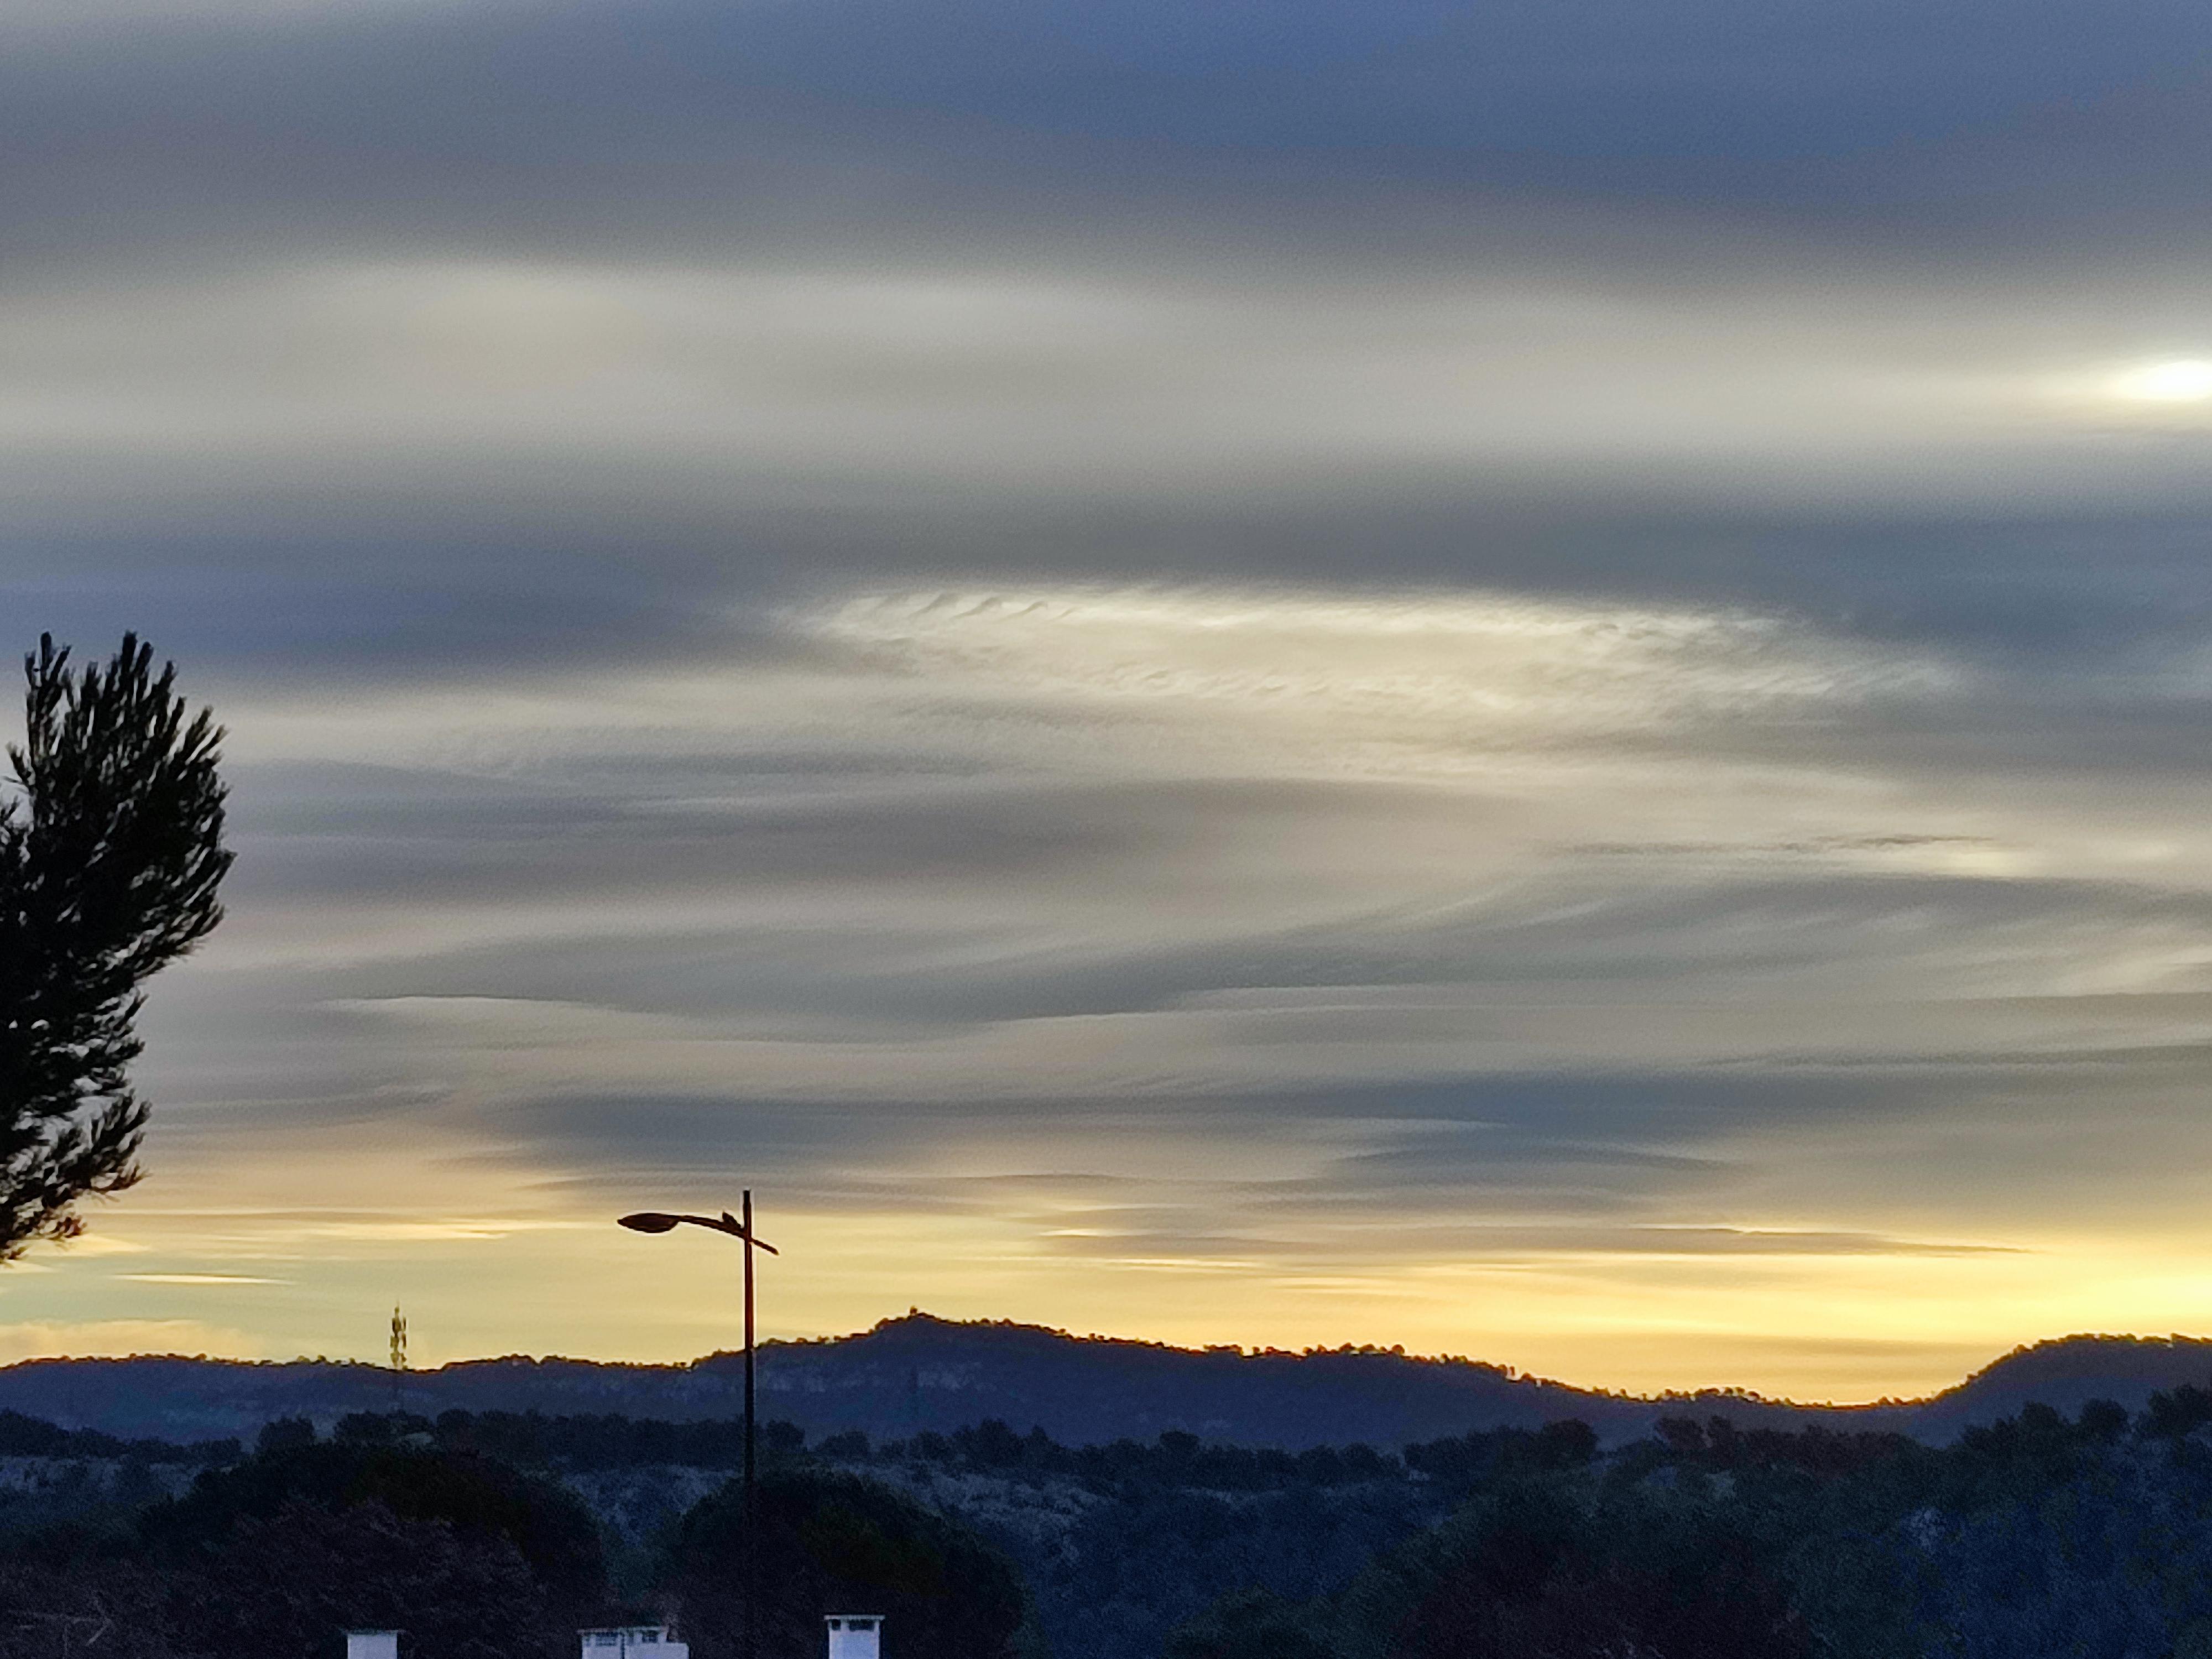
[1907,1332,2212,1436]
[3,1312,2208,1447]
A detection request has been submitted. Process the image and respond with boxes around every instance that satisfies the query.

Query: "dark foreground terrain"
[11,1374,2212,1658]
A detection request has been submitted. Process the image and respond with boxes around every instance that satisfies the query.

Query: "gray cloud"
[7,0,2212,263]
[13,0,2212,1385]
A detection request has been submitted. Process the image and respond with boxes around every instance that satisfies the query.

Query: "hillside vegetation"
[12,1380,2212,1657]
[15,1314,2212,1448]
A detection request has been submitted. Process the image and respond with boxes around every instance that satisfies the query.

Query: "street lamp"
[619,1194,779,1659]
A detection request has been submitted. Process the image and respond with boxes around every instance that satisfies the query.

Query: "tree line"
[17,1385,2212,1658]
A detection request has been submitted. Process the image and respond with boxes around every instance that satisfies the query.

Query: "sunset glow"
[10,0,2212,1407]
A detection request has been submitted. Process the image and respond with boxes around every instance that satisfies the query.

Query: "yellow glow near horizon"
[2108,358,2212,404]
[20,1136,2212,1404]
[26,576,2212,1406]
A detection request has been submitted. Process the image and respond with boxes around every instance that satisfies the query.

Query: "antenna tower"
[389,1305,409,1415]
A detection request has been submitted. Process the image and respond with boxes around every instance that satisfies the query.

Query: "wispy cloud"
[9,0,2212,1397]
[0,1321,269,1361]
[6,568,2182,1395]
[7,260,2212,518]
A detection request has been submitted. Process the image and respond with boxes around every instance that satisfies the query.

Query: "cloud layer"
[7,0,2212,1396]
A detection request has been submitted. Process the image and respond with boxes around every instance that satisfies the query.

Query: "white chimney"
[346,1634,400,1659]
[827,1614,884,1659]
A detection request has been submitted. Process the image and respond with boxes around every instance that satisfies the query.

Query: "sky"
[9,0,2212,1401]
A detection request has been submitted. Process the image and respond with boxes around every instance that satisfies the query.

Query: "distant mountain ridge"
[6,1312,2210,1448]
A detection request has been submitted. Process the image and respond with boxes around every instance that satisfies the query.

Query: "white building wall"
[346,1634,400,1659]
[579,1625,689,1658]
[827,1614,884,1659]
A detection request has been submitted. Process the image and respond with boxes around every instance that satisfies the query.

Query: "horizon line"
[8,1309,2209,1415]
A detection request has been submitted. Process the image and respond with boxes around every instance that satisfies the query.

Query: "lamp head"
[618,1212,682,1234]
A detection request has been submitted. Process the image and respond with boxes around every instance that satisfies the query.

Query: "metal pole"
[744,1186,757,1659]
[615,1199,777,1659]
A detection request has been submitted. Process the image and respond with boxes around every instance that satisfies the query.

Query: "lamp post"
[619,1193,779,1659]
